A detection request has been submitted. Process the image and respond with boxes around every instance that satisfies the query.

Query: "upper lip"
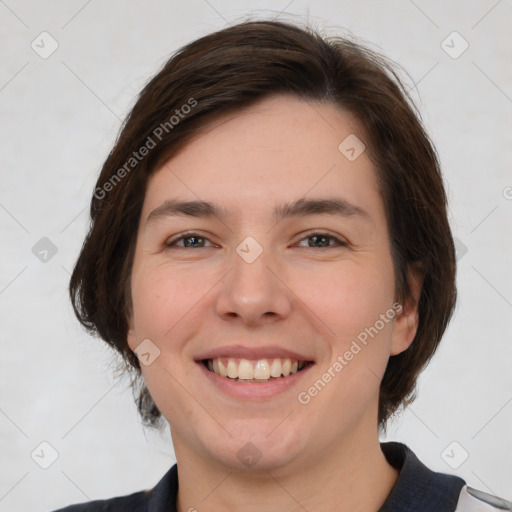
[195,344,314,362]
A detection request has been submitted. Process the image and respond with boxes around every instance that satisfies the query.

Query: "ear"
[390,266,423,356]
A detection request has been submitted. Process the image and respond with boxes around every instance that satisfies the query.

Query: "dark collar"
[146,464,178,512]
[143,442,466,512]
[379,442,465,511]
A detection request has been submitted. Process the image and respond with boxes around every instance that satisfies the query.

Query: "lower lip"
[197,362,314,400]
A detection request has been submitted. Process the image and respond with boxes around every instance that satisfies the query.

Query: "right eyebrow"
[145,200,229,226]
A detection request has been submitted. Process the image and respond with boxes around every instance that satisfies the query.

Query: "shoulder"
[380,442,465,510]
[380,442,511,511]
[51,491,149,512]
[455,485,512,511]
[50,464,178,512]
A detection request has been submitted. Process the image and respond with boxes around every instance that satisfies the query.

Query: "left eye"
[296,233,346,248]
[165,232,346,249]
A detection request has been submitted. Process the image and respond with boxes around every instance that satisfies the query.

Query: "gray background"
[1,0,511,510]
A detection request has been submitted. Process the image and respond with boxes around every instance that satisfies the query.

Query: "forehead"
[142,95,384,226]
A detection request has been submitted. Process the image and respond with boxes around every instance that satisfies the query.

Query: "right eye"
[165,232,217,249]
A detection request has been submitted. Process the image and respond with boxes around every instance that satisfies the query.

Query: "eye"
[164,231,347,249]
[165,233,216,249]
[296,232,347,249]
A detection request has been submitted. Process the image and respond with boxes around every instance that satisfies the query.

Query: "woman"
[56,19,510,512]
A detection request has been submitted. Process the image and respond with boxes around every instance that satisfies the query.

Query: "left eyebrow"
[272,197,371,223]
[145,197,372,226]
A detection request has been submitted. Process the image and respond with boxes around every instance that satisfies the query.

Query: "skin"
[127,94,421,511]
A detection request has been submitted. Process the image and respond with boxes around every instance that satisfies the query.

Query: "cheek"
[291,257,396,343]
[130,264,204,338]
[295,262,396,426]
[129,265,204,413]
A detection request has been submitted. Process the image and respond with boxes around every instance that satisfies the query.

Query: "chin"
[203,422,307,472]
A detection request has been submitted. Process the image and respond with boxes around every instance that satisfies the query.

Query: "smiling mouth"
[203,357,313,382]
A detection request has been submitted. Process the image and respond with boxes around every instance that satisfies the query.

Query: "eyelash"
[165,231,347,249]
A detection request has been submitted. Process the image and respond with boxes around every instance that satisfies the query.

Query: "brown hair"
[69,20,457,429]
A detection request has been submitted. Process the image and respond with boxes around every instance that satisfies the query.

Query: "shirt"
[53,442,511,511]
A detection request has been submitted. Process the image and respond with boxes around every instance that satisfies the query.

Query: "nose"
[215,249,292,326]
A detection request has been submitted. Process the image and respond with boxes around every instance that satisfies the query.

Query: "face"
[127,95,418,472]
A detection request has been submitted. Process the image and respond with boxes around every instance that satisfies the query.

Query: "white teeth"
[218,358,228,377]
[238,359,253,379]
[254,359,270,379]
[270,359,282,377]
[206,357,308,381]
[227,359,238,379]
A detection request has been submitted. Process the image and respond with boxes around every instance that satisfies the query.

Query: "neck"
[174,420,398,512]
